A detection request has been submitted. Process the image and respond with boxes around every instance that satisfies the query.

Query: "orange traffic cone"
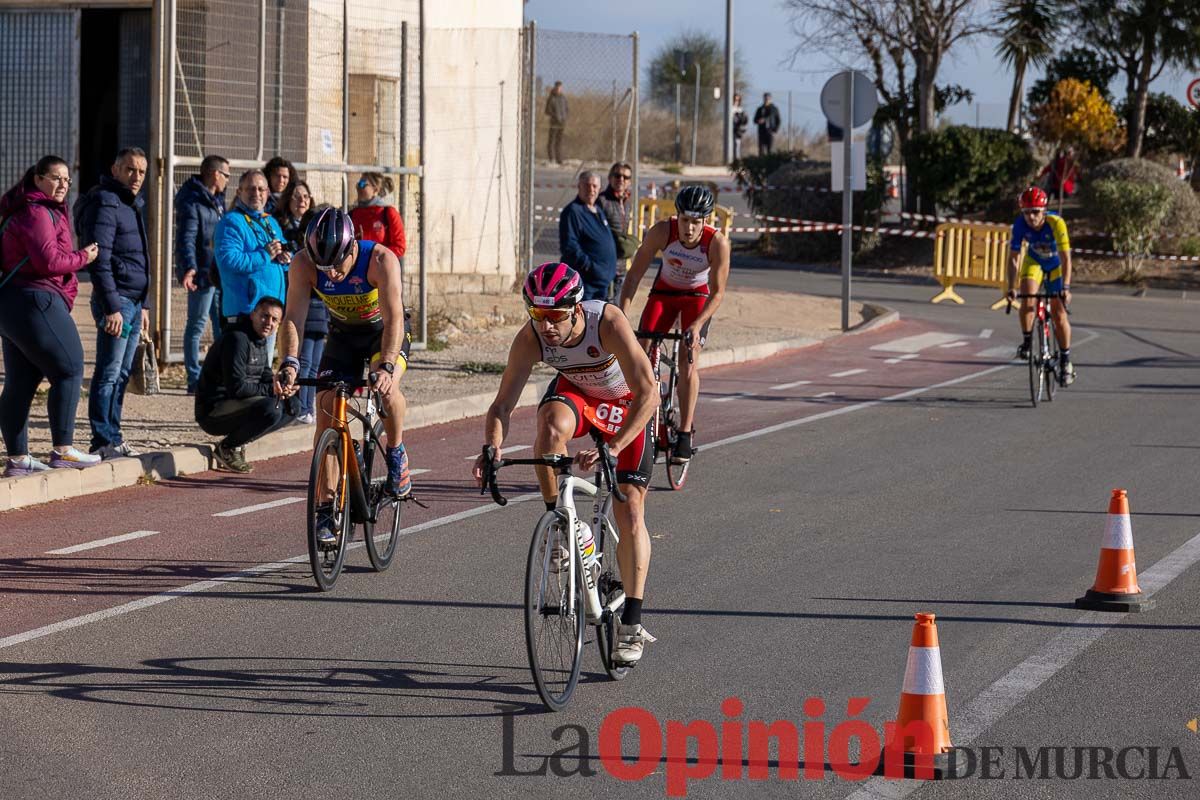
[894,613,953,755]
[1177,159,1187,179]
[1074,489,1155,612]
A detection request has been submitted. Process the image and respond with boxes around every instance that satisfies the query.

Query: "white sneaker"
[116,442,141,457]
[297,413,315,425]
[612,623,657,667]
[4,455,52,478]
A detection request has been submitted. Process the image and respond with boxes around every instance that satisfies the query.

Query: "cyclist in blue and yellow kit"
[1005,186,1076,385]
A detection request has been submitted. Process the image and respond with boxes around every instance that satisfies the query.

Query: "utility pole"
[723,0,733,164]
[690,62,701,166]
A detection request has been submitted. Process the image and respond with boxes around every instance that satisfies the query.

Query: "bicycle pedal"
[403,494,429,509]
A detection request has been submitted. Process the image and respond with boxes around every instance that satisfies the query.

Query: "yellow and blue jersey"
[1010,212,1069,271]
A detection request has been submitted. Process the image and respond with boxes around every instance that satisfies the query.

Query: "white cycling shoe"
[612,623,657,666]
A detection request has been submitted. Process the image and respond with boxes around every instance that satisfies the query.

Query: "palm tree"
[995,0,1063,133]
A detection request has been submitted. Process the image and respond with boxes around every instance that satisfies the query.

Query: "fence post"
[632,31,639,224]
[418,0,427,346]
[690,63,701,166]
[257,0,266,160]
[400,20,408,226]
[148,0,165,352]
[674,83,681,163]
[525,20,536,273]
[341,0,350,206]
[162,0,178,362]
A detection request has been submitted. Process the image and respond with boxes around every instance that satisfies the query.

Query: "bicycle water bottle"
[575,517,597,567]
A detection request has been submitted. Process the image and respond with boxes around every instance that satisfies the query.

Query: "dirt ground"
[9,285,857,455]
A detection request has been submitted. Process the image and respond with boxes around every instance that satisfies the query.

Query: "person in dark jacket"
[598,162,635,300]
[732,94,749,160]
[0,156,102,477]
[263,156,297,215]
[754,94,782,155]
[175,154,229,394]
[195,297,297,472]
[558,171,616,301]
[276,193,328,423]
[75,147,151,460]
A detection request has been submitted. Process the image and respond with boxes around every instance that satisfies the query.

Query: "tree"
[1029,78,1124,159]
[1116,92,1191,157]
[1026,46,1118,107]
[1071,0,1200,157]
[647,31,748,123]
[994,0,1062,133]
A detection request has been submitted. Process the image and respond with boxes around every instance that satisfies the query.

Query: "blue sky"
[523,0,1195,133]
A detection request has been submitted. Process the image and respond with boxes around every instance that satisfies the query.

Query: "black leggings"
[197,395,296,449]
[0,288,85,455]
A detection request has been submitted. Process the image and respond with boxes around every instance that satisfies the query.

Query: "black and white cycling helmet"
[304,207,356,269]
[675,185,715,219]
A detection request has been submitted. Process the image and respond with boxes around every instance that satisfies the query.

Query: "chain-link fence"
[528,26,639,270]
[161,0,422,362]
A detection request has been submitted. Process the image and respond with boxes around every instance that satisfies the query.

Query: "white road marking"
[410,468,431,476]
[814,391,838,398]
[976,345,1018,360]
[713,391,757,403]
[212,497,304,517]
[830,368,867,378]
[843,527,1200,800]
[870,332,963,353]
[938,341,969,349]
[979,328,993,339]
[465,445,529,459]
[770,380,812,391]
[47,531,159,555]
[884,354,921,364]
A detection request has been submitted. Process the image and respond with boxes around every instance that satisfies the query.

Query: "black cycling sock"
[1022,331,1032,346]
[1061,348,1071,361]
[621,598,643,626]
[545,500,557,512]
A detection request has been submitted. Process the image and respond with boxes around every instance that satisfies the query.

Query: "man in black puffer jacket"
[195,297,298,473]
[75,147,152,460]
[175,154,229,394]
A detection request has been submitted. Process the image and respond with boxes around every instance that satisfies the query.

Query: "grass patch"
[457,361,506,375]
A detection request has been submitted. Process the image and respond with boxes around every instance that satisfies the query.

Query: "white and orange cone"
[1075,489,1155,612]
[894,613,953,755]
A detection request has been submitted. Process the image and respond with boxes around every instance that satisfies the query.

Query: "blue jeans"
[88,297,142,450]
[299,334,326,417]
[183,285,220,389]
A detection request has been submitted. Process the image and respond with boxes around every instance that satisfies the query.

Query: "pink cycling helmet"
[522,262,584,309]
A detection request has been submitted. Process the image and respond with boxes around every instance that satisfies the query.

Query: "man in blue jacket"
[559,171,617,301]
[213,169,290,361]
[76,147,151,459]
[175,154,229,394]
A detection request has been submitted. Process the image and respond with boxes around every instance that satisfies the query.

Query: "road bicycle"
[480,434,629,711]
[636,327,694,490]
[1007,288,1068,407]
[297,374,406,591]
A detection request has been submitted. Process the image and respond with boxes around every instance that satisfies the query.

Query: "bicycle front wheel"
[524,511,584,711]
[1044,318,1059,402]
[363,420,402,571]
[1028,320,1044,407]
[307,427,351,591]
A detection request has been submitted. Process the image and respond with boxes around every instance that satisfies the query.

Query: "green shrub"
[903,126,1036,217]
[1083,158,1200,255]
[730,150,808,213]
[1084,178,1172,282]
[1179,238,1200,258]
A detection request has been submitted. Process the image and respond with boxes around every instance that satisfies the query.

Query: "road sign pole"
[841,75,853,332]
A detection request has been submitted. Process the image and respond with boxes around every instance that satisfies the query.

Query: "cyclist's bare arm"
[367,245,406,366]
[474,325,539,483]
[692,231,731,336]
[1006,250,1021,297]
[619,220,670,316]
[1059,248,1072,295]
[280,251,315,366]
[597,304,657,454]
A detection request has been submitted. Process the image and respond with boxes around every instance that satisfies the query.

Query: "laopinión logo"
[497,698,1192,798]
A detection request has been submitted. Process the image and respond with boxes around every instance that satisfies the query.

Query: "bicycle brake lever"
[480,445,507,506]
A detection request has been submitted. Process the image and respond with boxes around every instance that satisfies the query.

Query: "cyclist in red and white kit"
[619,185,730,463]
[473,262,660,667]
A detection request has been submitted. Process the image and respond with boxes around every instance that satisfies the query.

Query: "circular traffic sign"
[820,70,878,129]
[1188,78,1200,109]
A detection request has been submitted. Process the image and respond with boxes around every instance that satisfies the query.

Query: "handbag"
[129,332,161,395]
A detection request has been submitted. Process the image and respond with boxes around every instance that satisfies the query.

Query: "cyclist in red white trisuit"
[473,262,659,667]
[619,185,730,463]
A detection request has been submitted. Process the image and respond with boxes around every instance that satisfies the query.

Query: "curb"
[0,308,897,514]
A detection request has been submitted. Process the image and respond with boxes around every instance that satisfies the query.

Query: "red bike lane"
[0,317,1014,643]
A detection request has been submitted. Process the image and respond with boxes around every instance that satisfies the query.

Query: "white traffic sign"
[820,70,878,129]
[1188,78,1200,109]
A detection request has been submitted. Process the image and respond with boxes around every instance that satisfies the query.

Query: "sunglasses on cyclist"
[527,307,573,323]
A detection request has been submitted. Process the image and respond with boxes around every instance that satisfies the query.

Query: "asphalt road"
[1,269,1198,799]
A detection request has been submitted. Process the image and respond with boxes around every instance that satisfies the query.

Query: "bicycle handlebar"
[293,373,389,419]
[636,329,696,364]
[1005,292,1071,316]
[479,439,627,507]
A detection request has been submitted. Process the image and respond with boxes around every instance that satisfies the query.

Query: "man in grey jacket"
[545,81,569,164]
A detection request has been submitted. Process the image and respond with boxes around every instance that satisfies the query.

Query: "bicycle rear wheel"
[1044,318,1059,402]
[1028,318,1044,407]
[524,511,584,711]
[307,428,351,591]
[363,419,402,571]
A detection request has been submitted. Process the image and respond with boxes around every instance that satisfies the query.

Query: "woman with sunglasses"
[1005,186,1075,385]
[473,262,659,668]
[349,172,406,262]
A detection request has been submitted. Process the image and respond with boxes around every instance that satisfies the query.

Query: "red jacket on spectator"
[0,186,89,310]
[350,202,406,259]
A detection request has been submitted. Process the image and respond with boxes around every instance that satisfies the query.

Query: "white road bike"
[480,435,629,711]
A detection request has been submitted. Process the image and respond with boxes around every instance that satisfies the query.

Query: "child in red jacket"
[350,172,406,259]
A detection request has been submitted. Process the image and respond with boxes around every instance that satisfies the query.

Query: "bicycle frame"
[550,471,624,624]
[316,382,384,524]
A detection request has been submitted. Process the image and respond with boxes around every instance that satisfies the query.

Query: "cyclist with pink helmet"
[1006,186,1075,384]
[278,208,413,544]
[473,261,660,667]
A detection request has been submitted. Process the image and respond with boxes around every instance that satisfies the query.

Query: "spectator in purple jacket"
[0,156,102,477]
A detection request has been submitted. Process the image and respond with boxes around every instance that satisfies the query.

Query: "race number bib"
[582,396,632,436]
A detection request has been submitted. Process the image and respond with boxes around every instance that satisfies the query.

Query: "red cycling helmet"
[1019,186,1048,210]
[522,262,584,309]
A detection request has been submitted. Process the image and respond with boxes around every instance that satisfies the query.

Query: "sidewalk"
[0,285,883,512]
